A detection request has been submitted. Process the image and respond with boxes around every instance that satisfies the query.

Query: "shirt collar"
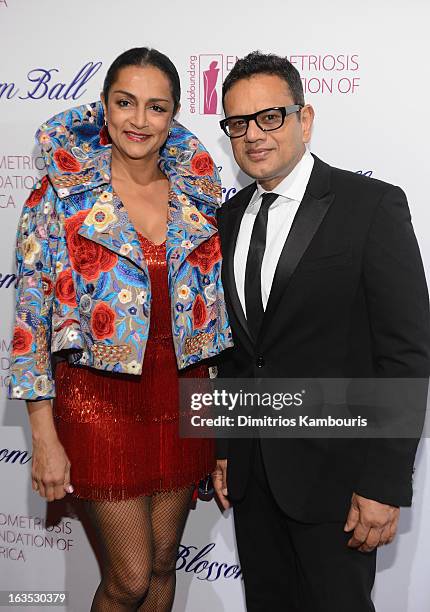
[253,148,314,204]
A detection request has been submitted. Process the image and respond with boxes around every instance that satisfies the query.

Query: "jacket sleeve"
[8,178,59,401]
[356,185,430,506]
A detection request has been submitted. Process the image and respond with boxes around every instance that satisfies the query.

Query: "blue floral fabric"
[9,101,232,400]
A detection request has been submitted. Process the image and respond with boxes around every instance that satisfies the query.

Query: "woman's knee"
[152,538,179,577]
[103,564,152,603]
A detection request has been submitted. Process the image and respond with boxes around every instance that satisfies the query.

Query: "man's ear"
[301,104,315,143]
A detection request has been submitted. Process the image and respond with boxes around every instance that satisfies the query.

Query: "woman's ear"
[100,92,108,121]
[174,102,181,119]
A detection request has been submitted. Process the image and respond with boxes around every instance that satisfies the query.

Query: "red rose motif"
[26,175,49,209]
[99,125,111,146]
[12,325,33,355]
[98,246,116,271]
[53,148,82,173]
[91,303,116,340]
[187,234,222,274]
[191,152,214,177]
[65,210,118,281]
[192,295,207,329]
[55,269,77,307]
[41,274,54,296]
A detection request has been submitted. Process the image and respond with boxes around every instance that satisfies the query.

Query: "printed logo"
[0,273,22,289]
[0,337,11,391]
[187,53,360,112]
[0,513,74,562]
[199,55,223,115]
[187,55,238,115]
[0,154,45,209]
[0,447,31,465]
[177,542,242,581]
[0,61,102,101]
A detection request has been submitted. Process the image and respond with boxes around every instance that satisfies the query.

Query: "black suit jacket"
[216,155,430,523]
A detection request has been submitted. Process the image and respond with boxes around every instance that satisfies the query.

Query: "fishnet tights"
[84,486,194,611]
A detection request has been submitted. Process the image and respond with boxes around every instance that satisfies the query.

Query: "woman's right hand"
[27,399,74,501]
[31,434,73,501]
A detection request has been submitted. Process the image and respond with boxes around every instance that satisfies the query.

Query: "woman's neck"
[111,147,165,187]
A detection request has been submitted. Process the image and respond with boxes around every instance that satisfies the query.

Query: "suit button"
[256,356,265,368]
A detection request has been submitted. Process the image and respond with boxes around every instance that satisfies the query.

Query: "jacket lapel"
[75,181,219,276]
[166,180,218,280]
[76,185,147,271]
[220,183,257,345]
[259,156,334,345]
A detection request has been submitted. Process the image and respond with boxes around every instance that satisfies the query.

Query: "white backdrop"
[1,0,430,610]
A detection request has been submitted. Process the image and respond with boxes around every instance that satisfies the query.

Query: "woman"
[9,47,232,611]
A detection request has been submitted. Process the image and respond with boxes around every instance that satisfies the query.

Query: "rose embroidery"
[41,274,54,296]
[191,152,214,177]
[53,148,82,173]
[187,234,222,274]
[55,269,77,307]
[26,175,49,209]
[65,210,117,281]
[12,326,33,355]
[91,303,116,340]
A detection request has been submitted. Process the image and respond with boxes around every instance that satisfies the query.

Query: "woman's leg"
[85,496,153,611]
[138,486,194,611]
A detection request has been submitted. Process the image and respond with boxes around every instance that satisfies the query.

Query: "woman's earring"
[100,119,110,146]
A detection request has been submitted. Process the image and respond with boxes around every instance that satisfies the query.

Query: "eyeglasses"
[219,105,303,138]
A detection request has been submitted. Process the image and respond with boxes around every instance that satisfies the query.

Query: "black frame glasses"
[219,105,303,138]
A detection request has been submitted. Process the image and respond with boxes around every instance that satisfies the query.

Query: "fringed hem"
[70,475,206,502]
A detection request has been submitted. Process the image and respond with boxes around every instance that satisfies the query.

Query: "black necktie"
[244,192,279,341]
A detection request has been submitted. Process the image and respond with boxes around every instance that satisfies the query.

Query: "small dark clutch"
[198,474,214,501]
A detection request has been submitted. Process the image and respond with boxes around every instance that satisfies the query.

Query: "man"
[212,51,430,611]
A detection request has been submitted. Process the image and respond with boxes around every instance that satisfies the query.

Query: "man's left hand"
[344,492,400,552]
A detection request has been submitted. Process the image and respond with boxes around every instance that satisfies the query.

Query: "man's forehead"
[224,74,293,114]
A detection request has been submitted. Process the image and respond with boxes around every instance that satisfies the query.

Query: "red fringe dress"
[53,234,214,501]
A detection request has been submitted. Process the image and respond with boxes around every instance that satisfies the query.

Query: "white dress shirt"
[234,149,314,316]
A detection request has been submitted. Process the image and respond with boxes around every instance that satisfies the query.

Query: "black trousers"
[233,440,377,612]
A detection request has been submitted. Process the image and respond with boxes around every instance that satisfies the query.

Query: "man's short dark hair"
[222,51,305,108]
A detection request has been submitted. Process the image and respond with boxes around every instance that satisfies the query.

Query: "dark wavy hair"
[103,47,181,113]
[222,51,305,107]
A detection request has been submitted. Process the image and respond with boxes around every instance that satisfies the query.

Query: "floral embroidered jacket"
[9,101,233,400]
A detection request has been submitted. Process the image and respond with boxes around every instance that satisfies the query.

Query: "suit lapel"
[259,156,334,345]
[220,183,257,346]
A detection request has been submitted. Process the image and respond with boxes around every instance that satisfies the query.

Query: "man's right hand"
[212,459,230,509]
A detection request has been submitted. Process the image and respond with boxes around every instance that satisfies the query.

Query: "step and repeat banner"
[1,0,430,610]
